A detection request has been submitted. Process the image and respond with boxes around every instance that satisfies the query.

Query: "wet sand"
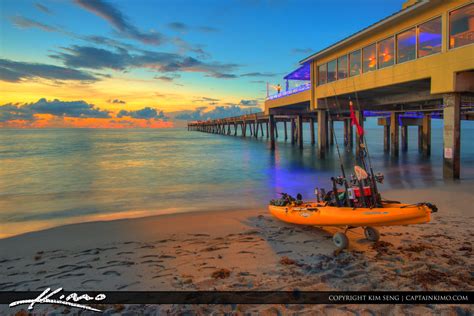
[1,182,473,315]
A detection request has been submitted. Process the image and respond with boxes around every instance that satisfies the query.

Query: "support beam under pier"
[318,110,328,157]
[291,118,296,145]
[310,117,315,145]
[443,93,461,179]
[269,115,275,150]
[401,125,408,152]
[297,115,303,149]
[422,115,431,156]
[329,118,334,146]
[390,112,399,157]
[384,125,390,152]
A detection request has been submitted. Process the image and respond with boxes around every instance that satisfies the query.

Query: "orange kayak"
[268,202,431,227]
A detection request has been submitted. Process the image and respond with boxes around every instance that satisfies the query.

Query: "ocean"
[1,119,473,238]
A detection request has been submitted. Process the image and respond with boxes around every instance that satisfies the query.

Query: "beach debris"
[280,256,296,265]
[34,251,44,261]
[371,241,393,254]
[212,268,231,279]
[420,233,454,240]
[400,243,432,253]
[413,268,448,289]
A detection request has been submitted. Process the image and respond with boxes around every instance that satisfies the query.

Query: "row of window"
[317,3,473,85]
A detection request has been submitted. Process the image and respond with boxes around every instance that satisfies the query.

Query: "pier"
[188,0,474,179]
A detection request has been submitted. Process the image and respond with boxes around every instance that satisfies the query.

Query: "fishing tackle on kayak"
[268,82,438,250]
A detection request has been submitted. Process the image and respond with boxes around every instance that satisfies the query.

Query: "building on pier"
[189,0,473,180]
[264,0,473,179]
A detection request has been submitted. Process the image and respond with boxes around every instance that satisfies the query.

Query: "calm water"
[1,119,473,237]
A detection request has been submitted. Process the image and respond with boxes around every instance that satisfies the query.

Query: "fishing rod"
[328,87,353,208]
[352,80,382,207]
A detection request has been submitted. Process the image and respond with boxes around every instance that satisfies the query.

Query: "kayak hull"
[268,202,431,227]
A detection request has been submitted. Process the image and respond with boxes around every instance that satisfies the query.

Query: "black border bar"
[0,291,472,304]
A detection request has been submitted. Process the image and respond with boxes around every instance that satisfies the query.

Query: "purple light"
[284,63,311,81]
[363,111,390,117]
[267,83,310,100]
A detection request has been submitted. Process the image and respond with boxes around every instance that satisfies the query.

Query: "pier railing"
[267,83,311,101]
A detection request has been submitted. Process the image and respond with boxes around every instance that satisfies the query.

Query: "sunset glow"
[0,0,402,128]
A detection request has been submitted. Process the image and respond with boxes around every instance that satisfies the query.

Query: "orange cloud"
[0,114,173,128]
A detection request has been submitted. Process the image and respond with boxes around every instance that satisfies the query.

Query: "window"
[449,3,474,49]
[362,43,376,72]
[418,17,442,57]
[337,55,348,80]
[317,64,327,85]
[349,50,361,77]
[377,37,394,68]
[327,60,337,82]
[397,27,416,63]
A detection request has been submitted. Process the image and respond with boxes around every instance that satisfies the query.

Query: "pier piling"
[310,117,315,145]
[390,112,399,157]
[443,93,461,179]
[401,125,408,152]
[318,110,328,157]
[297,115,303,149]
[422,115,431,156]
[269,115,275,150]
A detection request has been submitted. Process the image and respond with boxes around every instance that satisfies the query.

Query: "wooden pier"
[187,112,352,155]
[188,96,474,177]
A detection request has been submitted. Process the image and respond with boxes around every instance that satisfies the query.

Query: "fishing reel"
[331,176,345,186]
[349,174,359,186]
[374,173,384,184]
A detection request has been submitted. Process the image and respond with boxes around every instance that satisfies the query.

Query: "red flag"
[349,100,364,136]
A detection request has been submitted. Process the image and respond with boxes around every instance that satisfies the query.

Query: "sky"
[0,0,404,128]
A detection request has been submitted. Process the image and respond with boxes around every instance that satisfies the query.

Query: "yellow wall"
[312,0,473,109]
[264,89,310,114]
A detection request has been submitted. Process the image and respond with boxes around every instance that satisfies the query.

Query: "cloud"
[0,58,98,82]
[240,72,277,78]
[35,2,52,14]
[50,45,239,78]
[192,96,220,103]
[74,0,165,45]
[239,99,258,106]
[0,104,35,122]
[11,16,58,32]
[167,22,189,32]
[108,99,126,104]
[84,35,137,51]
[0,98,110,122]
[50,46,132,70]
[292,48,314,54]
[171,37,210,59]
[167,22,219,33]
[154,74,180,82]
[117,107,166,119]
[175,105,260,121]
[206,72,237,79]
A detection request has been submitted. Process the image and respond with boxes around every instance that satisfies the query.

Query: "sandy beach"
[1,182,473,315]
